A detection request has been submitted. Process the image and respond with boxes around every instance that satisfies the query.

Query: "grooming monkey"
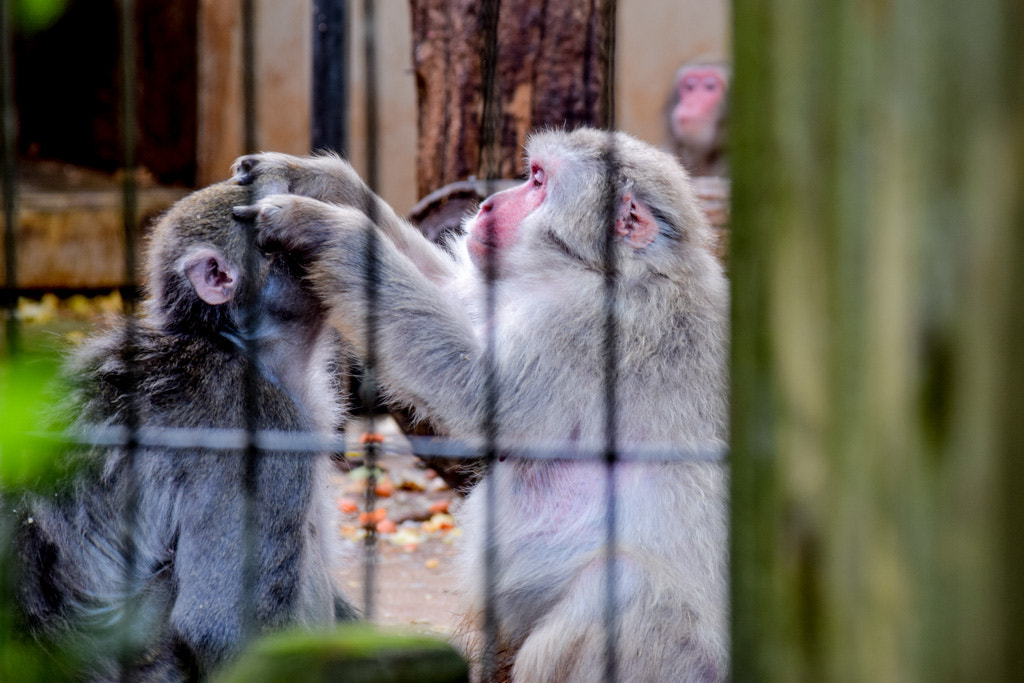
[234,127,729,681]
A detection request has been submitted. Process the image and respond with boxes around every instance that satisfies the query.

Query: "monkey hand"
[235,193,419,356]
[231,152,377,212]
[232,152,292,198]
[234,194,380,278]
[237,194,347,255]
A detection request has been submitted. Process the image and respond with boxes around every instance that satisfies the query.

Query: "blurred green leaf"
[0,637,77,682]
[216,623,468,683]
[0,353,66,491]
[13,0,69,34]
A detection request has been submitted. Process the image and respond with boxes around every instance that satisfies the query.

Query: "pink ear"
[614,192,659,249]
[183,248,239,305]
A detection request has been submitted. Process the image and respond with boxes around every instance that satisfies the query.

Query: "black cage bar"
[0,2,725,681]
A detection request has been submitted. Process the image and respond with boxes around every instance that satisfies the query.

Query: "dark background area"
[14,0,198,186]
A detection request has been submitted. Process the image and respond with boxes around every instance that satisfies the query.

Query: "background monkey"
[15,181,357,680]
[667,59,731,177]
[234,127,729,681]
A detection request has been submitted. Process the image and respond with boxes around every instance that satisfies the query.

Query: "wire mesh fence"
[0,1,728,681]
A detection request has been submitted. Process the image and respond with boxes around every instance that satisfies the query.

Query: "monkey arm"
[171,448,329,669]
[233,152,458,286]
[246,194,489,435]
[169,455,248,669]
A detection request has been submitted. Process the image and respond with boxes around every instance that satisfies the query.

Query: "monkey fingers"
[231,151,379,215]
[236,195,331,256]
[236,195,377,272]
[231,154,266,185]
[231,153,296,199]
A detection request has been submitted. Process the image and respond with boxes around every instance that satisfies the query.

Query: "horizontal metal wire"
[60,425,728,463]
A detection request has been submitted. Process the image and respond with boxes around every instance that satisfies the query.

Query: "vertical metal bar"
[240,195,261,642]
[116,0,143,676]
[600,138,620,683]
[599,7,619,679]
[0,0,17,357]
[361,0,378,190]
[311,0,348,155]
[477,0,502,677]
[0,4,19,657]
[239,0,260,642]
[359,0,381,621]
[120,0,139,312]
[600,0,616,131]
[477,0,502,183]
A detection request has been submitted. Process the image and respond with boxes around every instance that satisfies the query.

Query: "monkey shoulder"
[67,321,304,431]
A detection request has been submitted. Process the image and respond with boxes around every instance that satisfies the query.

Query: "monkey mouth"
[466,236,503,275]
[469,239,497,256]
[468,230,498,249]
[466,234,498,261]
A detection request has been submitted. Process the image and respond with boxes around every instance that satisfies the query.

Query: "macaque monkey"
[14,181,357,680]
[668,59,730,177]
[233,127,729,681]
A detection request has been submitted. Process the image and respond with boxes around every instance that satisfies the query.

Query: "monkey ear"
[614,192,659,249]
[183,247,239,305]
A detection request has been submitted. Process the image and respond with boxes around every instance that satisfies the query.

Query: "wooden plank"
[196,0,311,186]
[0,186,186,289]
[197,0,244,186]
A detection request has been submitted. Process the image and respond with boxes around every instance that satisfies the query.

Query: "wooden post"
[730,0,1024,679]
[197,0,311,186]
[409,0,615,199]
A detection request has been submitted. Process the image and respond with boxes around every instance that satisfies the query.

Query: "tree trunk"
[408,0,614,199]
[730,1,1024,680]
[402,0,614,486]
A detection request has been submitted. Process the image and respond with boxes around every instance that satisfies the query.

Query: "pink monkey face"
[466,162,548,272]
[673,68,726,140]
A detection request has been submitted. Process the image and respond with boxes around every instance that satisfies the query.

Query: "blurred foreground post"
[730,1,1024,680]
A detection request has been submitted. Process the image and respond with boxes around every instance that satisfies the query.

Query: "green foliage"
[0,352,67,492]
[0,622,77,683]
[13,0,68,34]
[0,349,78,679]
[216,624,469,683]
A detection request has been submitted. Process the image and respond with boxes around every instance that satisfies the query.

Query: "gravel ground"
[331,418,466,636]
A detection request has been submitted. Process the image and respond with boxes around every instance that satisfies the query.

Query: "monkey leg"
[511,553,726,683]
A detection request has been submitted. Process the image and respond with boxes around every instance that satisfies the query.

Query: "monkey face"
[465,163,548,274]
[143,181,324,340]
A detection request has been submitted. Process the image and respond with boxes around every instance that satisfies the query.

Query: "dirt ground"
[330,418,466,637]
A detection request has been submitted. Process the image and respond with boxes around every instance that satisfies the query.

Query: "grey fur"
[15,181,356,681]
[234,127,729,681]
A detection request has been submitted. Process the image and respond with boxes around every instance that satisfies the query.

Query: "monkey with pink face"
[233,127,729,681]
[667,59,730,177]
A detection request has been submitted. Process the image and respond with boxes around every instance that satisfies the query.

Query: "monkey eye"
[530,165,545,188]
[703,77,720,91]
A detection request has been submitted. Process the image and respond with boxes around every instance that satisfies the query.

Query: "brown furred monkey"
[667,59,730,177]
[14,181,357,680]
[234,128,729,681]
